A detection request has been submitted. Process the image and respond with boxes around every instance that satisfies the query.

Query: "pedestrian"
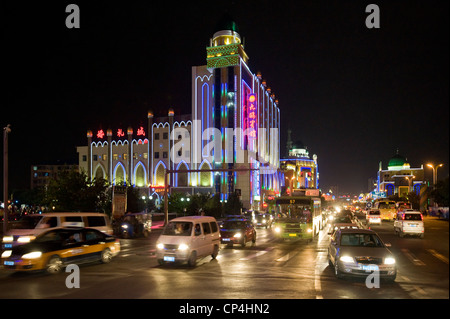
[438,209,443,219]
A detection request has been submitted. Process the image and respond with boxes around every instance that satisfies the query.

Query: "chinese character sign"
[97,129,105,139]
[137,126,145,136]
[247,93,257,139]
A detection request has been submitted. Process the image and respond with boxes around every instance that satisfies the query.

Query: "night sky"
[2,0,449,196]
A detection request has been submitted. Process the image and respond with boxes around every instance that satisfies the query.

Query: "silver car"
[328,229,396,281]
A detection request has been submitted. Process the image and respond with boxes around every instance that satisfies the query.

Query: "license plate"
[362,265,379,272]
[222,238,231,241]
[289,233,297,237]
[3,244,12,248]
[4,261,14,266]
[409,224,417,227]
[163,256,175,262]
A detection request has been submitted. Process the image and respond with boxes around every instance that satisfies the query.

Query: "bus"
[373,199,396,221]
[273,195,322,241]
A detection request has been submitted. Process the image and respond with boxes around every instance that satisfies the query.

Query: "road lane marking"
[401,249,426,266]
[427,249,449,264]
[239,247,273,261]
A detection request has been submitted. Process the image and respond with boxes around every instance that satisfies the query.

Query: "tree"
[431,177,449,207]
[44,169,109,212]
[223,193,243,215]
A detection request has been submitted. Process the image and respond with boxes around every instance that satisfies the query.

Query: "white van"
[156,216,220,267]
[2,212,113,248]
[394,210,424,238]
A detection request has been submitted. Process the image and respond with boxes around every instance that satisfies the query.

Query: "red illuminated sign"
[247,93,257,139]
[137,126,145,136]
[97,129,105,139]
[117,129,125,137]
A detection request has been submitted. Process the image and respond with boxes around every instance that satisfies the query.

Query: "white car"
[394,210,424,238]
[366,210,381,225]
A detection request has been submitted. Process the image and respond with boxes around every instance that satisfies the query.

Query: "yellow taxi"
[1,227,120,273]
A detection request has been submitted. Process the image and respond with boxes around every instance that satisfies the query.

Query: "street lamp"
[426,163,444,186]
[3,124,11,235]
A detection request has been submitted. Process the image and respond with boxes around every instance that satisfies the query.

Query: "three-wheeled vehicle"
[120,212,152,238]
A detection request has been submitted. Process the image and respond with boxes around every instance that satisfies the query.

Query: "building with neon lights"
[376,151,425,199]
[280,138,319,195]
[77,16,282,210]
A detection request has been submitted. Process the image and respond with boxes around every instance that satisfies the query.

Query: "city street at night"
[1,216,447,300]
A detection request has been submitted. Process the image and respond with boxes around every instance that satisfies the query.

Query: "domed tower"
[206,14,249,68]
[388,150,410,170]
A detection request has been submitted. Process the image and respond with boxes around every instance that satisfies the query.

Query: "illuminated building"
[280,138,319,195]
[376,150,426,199]
[77,16,282,210]
[191,15,282,209]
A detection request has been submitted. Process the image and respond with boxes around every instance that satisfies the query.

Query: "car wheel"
[187,251,197,267]
[419,233,424,239]
[241,237,247,248]
[399,231,404,238]
[101,248,113,263]
[46,255,63,274]
[334,260,343,279]
[211,245,219,259]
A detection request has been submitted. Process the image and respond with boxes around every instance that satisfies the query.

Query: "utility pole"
[3,124,11,235]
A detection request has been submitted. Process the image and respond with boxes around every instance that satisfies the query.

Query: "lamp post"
[426,163,444,187]
[3,124,11,235]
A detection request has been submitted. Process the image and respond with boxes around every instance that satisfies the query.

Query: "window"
[85,230,102,242]
[155,133,160,140]
[82,155,87,162]
[163,152,168,158]
[210,222,218,233]
[93,155,98,161]
[113,154,118,160]
[163,132,168,139]
[143,153,148,159]
[40,217,58,228]
[154,152,159,159]
[87,216,106,227]
[202,222,211,235]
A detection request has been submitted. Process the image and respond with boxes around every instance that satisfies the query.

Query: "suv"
[394,210,424,238]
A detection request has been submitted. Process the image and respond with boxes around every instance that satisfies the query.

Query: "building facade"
[376,151,425,198]
[77,17,282,210]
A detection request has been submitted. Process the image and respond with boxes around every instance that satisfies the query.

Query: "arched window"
[134,163,147,187]
[155,162,166,186]
[199,161,212,187]
[386,184,394,196]
[177,162,189,187]
[94,164,106,181]
[114,162,126,186]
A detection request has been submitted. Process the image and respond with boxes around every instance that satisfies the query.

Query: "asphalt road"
[0,216,448,301]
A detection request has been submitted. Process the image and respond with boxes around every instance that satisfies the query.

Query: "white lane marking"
[239,247,273,261]
[427,249,449,264]
[401,249,426,266]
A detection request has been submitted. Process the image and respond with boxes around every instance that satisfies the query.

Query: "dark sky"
[1,0,449,195]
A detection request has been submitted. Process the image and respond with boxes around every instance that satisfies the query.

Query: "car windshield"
[369,211,380,216]
[222,221,246,229]
[379,202,395,209]
[340,233,384,247]
[404,214,422,221]
[9,215,42,229]
[334,216,352,223]
[162,222,193,236]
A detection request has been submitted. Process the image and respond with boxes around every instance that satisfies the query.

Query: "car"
[366,210,382,225]
[394,210,424,238]
[252,213,273,228]
[1,227,120,273]
[2,212,113,249]
[328,228,396,281]
[156,216,220,267]
[220,218,256,247]
[328,215,355,232]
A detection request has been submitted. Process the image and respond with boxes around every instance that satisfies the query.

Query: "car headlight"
[121,224,128,229]
[234,232,242,238]
[1,250,12,258]
[307,228,313,233]
[156,243,164,250]
[22,251,42,259]
[384,257,396,265]
[178,243,189,251]
[17,236,35,243]
[274,227,281,233]
[340,256,355,263]
[2,236,13,243]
